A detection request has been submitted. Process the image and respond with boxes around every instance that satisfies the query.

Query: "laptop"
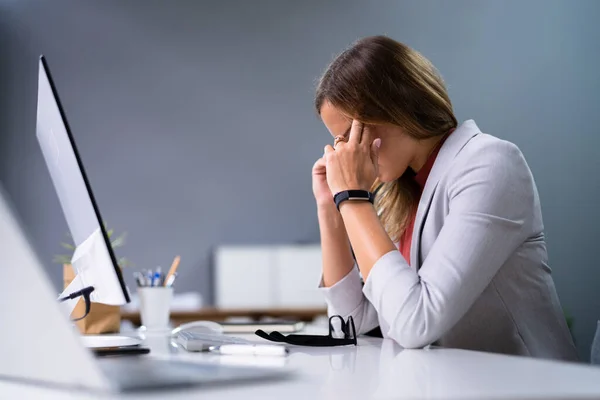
[0,190,289,392]
[0,55,289,392]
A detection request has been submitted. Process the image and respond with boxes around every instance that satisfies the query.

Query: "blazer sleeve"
[362,141,535,348]
[318,265,380,335]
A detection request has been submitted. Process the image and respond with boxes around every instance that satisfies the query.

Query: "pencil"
[164,256,181,287]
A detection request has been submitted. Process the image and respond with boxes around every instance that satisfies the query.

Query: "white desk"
[2,325,600,399]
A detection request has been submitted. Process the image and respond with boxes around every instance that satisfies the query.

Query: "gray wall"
[1,0,598,360]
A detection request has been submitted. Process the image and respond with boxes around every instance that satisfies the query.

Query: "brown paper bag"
[63,264,121,334]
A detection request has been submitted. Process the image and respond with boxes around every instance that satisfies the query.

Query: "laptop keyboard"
[100,357,269,390]
[177,331,249,344]
[176,331,249,352]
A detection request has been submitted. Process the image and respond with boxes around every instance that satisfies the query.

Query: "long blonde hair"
[315,36,457,242]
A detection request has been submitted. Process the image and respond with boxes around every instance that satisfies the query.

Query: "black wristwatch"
[333,190,374,211]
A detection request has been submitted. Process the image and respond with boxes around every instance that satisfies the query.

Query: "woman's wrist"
[316,196,338,211]
[338,199,375,216]
[318,202,339,218]
[317,201,346,230]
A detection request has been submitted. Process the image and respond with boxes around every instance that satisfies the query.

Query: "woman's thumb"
[370,138,381,164]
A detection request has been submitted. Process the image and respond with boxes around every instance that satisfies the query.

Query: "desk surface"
[2,325,600,399]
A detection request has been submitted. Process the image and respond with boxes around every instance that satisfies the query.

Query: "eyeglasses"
[255,315,357,347]
[58,286,95,321]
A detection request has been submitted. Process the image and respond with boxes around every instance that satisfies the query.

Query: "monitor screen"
[35,56,129,305]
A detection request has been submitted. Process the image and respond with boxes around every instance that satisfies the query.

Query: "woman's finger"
[333,135,347,149]
[348,119,364,145]
[324,144,335,156]
[370,138,382,165]
[313,157,326,172]
[361,125,373,148]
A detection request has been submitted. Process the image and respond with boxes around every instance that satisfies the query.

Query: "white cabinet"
[214,245,325,308]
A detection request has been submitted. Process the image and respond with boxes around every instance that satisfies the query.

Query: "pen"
[165,273,177,287]
[209,344,288,357]
[133,272,145,287]
[152,268,162,287]
[145,270,153,287]
[164,256,181,287]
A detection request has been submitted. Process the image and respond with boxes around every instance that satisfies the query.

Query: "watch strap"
[333,190,374,211]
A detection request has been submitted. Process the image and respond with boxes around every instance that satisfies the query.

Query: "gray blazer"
[320,120,579,361]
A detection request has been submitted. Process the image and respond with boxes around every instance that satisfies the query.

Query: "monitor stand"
[59,260,142,349]
[58,270,85,316]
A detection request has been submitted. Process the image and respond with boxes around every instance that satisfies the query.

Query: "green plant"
[53,226,132,268]
[564,309,576,345]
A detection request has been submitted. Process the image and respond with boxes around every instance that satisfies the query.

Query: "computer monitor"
[35,55,129,314]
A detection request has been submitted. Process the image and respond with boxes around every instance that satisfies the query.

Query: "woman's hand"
[324,120,381,196]
[312,156,335,207]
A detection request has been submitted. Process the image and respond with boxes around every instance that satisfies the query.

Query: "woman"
[313,36,578,360]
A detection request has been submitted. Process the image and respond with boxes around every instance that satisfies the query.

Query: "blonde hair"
[315,36,457,241]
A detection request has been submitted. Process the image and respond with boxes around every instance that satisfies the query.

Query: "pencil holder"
[138,286,173,332]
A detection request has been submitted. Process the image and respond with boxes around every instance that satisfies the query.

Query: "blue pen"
[152,267,162,287]
[146,270,153,286]
[152,272,160,287]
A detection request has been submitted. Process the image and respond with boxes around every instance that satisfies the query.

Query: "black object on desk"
[256,315,357,347]
[93,346,151,357]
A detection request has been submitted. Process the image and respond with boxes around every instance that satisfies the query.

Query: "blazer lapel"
[409,120,482,268]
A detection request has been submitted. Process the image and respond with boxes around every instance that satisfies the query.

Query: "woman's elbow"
[394,336,432,349]
[385,324,439,349]
[389,334,430,349]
